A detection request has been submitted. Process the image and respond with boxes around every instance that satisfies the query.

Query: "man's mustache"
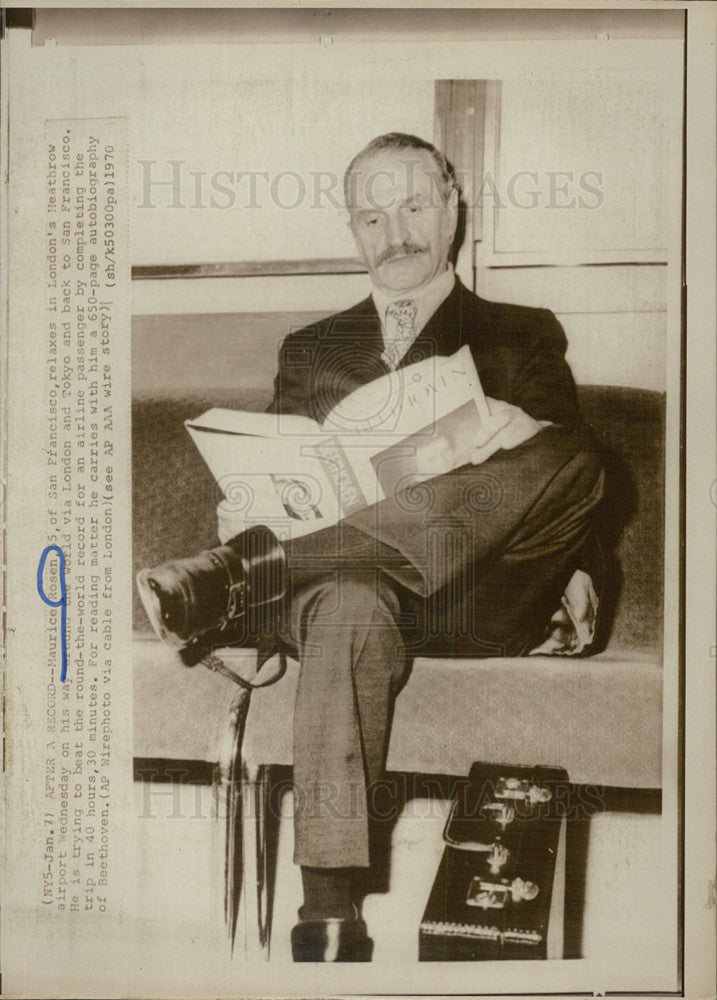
[375,242,426,267]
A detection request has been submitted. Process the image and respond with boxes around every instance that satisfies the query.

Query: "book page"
[323,345,490,436]
[188,348,490,521]
[186,407,319,439]
[187,423,342,539]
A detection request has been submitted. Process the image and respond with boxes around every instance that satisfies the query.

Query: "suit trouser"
[278,425,604,868]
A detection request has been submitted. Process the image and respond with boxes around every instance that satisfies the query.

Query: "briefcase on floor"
[419,761,568,961]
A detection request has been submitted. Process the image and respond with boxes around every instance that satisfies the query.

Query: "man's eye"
[364,216,379,227]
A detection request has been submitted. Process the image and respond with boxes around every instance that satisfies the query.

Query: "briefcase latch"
[495,776,552,805]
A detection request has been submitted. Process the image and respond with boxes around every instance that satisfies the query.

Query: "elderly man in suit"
[139,133,603,961]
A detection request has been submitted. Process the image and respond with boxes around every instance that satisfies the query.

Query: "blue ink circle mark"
[37,545,68,683]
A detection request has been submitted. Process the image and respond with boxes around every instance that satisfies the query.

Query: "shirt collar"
[371,265,455,342]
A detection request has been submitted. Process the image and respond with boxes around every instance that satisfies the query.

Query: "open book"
[186,345,490,541]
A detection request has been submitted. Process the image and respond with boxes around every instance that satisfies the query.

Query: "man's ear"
[447,186,459,241]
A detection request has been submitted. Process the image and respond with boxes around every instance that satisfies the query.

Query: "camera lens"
[137,548,233,647]
[136,525,287,651]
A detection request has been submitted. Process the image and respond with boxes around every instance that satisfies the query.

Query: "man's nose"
[385,211,409,248]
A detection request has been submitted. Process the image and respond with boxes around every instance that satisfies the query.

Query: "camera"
[136,524,287,651]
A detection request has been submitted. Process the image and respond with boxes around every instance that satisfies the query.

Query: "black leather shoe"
[136,524,287,650]
[291,911,373,962]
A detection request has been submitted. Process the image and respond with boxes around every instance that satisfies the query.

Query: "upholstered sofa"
[132,311,664,788]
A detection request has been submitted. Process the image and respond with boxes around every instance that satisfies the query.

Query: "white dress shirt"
[371,265,456,366]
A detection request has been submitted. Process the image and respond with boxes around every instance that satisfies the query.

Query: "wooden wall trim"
[132,258,367,281]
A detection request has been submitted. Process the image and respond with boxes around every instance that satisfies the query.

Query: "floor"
[129,776,677,996]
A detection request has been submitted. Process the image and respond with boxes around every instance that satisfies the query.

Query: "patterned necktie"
[382,299,418,370]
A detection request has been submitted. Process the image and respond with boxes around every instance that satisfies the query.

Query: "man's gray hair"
[343,132,460,208]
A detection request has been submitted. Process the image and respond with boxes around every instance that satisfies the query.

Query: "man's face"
[348,148,458,296]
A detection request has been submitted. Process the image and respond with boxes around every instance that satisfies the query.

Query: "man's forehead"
[348,147,443,206]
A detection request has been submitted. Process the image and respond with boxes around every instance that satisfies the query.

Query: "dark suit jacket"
[267,277,581,430]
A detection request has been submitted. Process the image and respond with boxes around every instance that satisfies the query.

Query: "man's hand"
[471,397,552,465]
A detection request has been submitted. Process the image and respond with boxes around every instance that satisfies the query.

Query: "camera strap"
[200,648,288,691]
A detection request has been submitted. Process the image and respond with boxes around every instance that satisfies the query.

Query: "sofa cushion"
[132,638,661,788]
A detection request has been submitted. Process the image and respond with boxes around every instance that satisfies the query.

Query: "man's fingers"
[471,417,512,464]
[485,396,510,415]
[471,437,503,465]
[474,409,511,448]
[472,410,548,463]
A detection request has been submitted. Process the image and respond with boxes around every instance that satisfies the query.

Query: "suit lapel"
[336,295,384,355]
[310,296,385,422]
